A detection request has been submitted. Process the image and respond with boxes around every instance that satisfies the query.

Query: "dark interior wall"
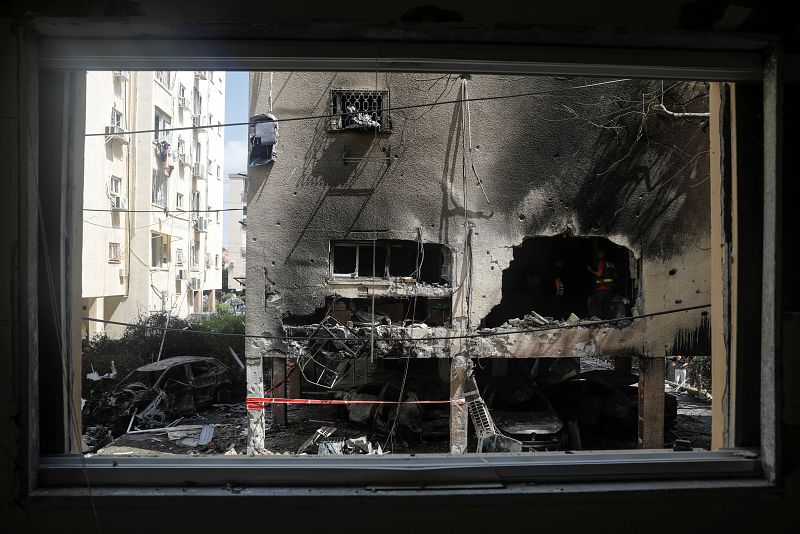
[3,1,800,531]
[483,236,634,326]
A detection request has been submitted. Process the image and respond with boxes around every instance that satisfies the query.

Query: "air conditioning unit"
[104,125,129,144]
[178,96,190,109]
[112,71,128,80]
[195,217,209,232]
[118,267,129,278]
[111,196,129,210]
[194,70,208,80]
[192,162,205,178]
[189,277,201,290]
[176,269,188,280]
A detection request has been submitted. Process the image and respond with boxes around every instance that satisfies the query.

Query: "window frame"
[25,37,783,497]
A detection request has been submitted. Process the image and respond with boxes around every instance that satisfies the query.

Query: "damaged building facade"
[245,72,711,453]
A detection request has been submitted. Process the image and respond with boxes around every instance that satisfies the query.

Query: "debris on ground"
[297,426,337,454]
[318,436,384,455]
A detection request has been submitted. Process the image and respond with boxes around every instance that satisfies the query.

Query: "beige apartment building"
[81,70,226,337]
[222,172,247,292]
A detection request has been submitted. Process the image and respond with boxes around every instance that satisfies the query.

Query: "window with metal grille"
[329,89,391,132]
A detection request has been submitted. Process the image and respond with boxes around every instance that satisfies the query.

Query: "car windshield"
[118,370,161,389]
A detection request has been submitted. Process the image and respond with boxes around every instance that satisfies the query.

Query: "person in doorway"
[547,258,565,320]
[586,250,615,319]
[672,355,689,392]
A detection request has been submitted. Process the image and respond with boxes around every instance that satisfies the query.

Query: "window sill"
[107,259,121,264]
[36,450,763,490]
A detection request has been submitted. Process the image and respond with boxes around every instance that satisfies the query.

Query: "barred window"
[330,89,390,132]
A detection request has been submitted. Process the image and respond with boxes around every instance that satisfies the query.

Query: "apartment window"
[208,159,213,175]
[110,108,123,128]
[151,233,170,269]
[178,83,187,106]
[151,169,167,207]
[191,190,200,212]
[108,242,121,263]
[192,87,202,116]
[176,192,184,210]
[216,164,221,177]
[193,139,201,163]
[330,240,446,282]
[215,254,219,269]
[154,70,173,89]
[177,138,186,164]
[110,175,122,196]
[205,252,212,268]
[154,107,172,143]
[190,240,200,269]
[330,89,391,132]
[176,248,185,264]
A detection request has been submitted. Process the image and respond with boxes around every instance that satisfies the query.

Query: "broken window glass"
[332,243,357,276]
[248,114,279,167]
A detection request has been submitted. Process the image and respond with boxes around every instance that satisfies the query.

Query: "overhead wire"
[84,78,632,138]
[81,303,710,343]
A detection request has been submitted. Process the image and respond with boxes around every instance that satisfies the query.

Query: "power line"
[84,78,631,138]
[81,303,709,344]
[83,207,244,213]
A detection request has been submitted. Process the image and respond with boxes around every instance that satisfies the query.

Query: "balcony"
[104,125,129,145]
[178,96,191,109]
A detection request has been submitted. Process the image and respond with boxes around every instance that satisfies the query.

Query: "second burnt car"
[85,356,233,436]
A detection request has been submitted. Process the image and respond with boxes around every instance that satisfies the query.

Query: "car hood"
[493,410,564,435]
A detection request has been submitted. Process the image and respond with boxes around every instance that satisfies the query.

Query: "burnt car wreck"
[83,356,233,451]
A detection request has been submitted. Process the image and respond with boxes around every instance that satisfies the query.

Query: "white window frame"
[108,242,121,263]
[28,40,782,500]
[176,192,184,210]
[110,175,122,196]
[151,233,170,269]
[110,107,123,128]
[154,107,172,143]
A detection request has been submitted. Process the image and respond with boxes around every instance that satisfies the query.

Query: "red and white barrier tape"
[246,397,463,409]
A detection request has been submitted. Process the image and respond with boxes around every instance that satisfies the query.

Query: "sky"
[223,71,248,178]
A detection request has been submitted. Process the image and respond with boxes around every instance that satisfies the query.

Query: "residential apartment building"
[245,72,712,452]
[222,173,247,291]
[82,70,226,337]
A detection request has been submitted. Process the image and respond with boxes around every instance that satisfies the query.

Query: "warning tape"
[245,397,463,410]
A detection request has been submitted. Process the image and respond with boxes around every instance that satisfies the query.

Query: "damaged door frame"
[24,31,783,494]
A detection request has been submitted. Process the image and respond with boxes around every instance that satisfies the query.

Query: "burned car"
[545,370,677,445]
[86,356,232,436]
[480,376,568,450]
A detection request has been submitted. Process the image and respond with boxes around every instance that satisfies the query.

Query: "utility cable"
[85,78,631,138]
[81,303,710,343]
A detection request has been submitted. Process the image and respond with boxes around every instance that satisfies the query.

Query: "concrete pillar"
[449,354,470,454]
[272,357,287,426]
[246,354,266,453]
[638,356,665,448]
